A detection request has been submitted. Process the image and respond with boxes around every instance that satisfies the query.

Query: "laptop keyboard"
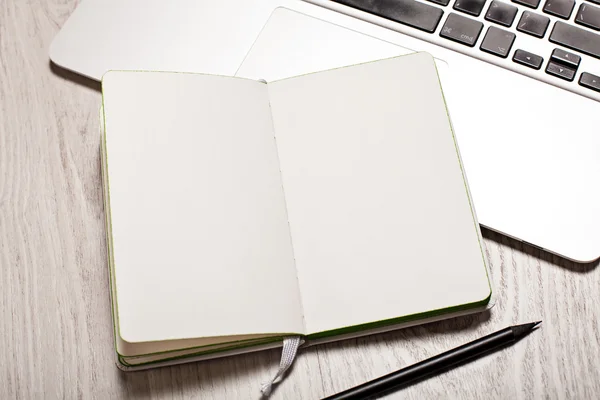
[329,0,600,100]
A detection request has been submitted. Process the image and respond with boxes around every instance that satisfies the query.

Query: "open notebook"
[100,53,492,373]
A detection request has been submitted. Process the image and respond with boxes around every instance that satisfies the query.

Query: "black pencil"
[322,322,542,400]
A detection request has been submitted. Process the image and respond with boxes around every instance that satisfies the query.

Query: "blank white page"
[102,72,304,343]
[267,53,491,335]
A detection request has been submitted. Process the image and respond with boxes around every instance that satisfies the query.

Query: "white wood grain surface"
[1,1,599,398]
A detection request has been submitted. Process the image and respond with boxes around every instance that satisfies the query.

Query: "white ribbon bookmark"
[260,336,303,397]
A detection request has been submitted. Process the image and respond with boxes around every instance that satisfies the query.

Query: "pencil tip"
[511,321,542,339]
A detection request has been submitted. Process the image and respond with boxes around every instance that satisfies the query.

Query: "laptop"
[49,0,600,262]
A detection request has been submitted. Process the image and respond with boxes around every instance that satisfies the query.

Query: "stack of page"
[100,53,492,371]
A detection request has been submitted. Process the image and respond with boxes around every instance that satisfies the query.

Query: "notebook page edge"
[101,71,305,346]
[266,53,491,335]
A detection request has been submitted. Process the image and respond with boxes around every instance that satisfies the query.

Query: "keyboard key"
[543,0,575,18]
[575,3,600,31]
[454,0,487,16]
[440,13,484,46]
[546,61,577,81]
[512,0,541,8]
[549,22,600,60]
[579,72,600,91]
[332,0,444,33]
[551,48,581,68]
[485,1,518,26]
[513,49,544,69]
[480,26,516,57]
[517,11,550,37]
[428,0,451,5]
[587,0,600,4]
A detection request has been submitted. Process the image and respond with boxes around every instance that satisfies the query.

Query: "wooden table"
[2,1,599,398]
